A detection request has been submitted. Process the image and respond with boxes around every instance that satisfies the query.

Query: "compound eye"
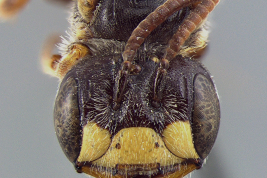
[191,74,220,159]
[54,77,82,163]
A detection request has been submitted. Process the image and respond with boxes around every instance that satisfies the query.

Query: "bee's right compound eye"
[191,74,220,159]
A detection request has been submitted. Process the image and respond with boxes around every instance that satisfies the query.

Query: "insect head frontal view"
[1,0,220,177]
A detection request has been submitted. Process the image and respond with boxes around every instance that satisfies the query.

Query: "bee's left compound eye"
[191,74,220,159]
[53,70,112,166]
[53,77,82,163]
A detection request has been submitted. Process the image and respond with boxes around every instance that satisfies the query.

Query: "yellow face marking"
[78,123,200,177]
[162,120,199,159]
[92,127,184,168]
[77,122,111,162]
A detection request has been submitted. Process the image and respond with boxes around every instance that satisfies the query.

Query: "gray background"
[1,0,266,177]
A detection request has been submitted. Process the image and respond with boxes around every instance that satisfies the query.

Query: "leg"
[0,0,29,19]
[45,0,73,5]
[0,0,73,20]
[41,35,62,77]
[77,0,100,23]
[41,35,90,79]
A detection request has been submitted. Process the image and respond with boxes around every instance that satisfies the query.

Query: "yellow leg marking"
[162,121,199,159]
[78,0,99,23]
[41,35,90,79]
[56,43,90,79]
[0,0,29,19]
[179,24,209,59]
[41,35,62,77]
[76,23,94,40]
